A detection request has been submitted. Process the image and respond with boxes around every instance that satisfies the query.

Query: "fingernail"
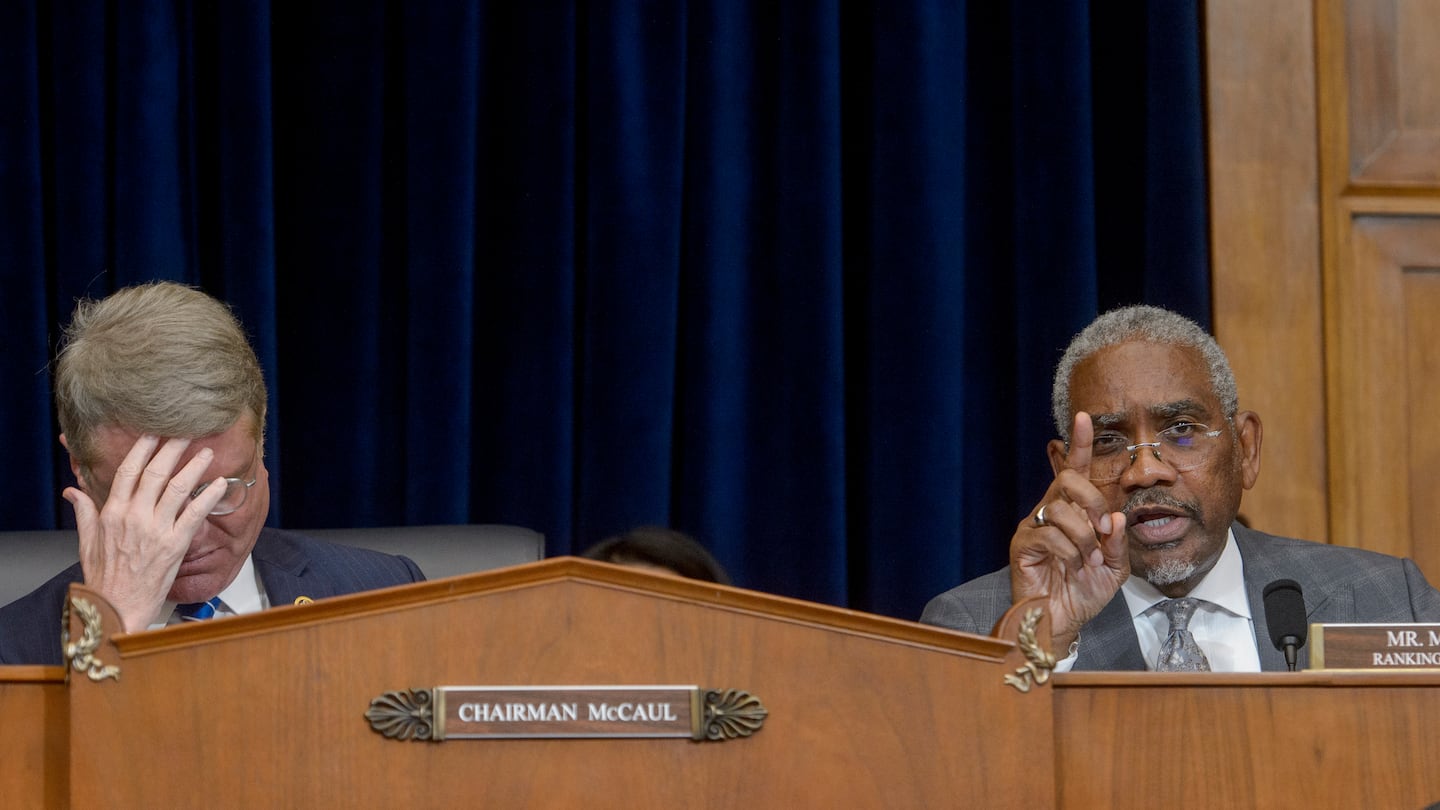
[1090,548,1104,567]
[1099,514,1112,535]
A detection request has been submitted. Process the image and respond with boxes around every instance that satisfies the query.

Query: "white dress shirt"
[1121,530,1261,671]
[1055,529,1262,672]
[148,555,271,629]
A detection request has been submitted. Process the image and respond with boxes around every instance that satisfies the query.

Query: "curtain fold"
[0,0,56,527]
[399,0,480,524]
[0,1,1211,620]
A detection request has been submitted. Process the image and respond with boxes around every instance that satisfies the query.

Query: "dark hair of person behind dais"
[581,526,732,585]
[54,281,268,470]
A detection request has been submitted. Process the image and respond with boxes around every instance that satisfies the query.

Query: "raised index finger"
[1065,411,1094,475]
[1059,411,1119,538]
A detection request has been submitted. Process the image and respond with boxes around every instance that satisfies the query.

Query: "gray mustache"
[1122,490,1200,522]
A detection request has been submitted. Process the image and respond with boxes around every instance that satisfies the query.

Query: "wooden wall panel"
[1405,263,1440,578]
[1321,0,1440,564]
[1206,2,1329,543]
[1330,213,1440,560]
[1210,0,1440,569]
[1347,0,1440,185]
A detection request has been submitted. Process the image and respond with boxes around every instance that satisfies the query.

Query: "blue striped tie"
[177,596,224,622]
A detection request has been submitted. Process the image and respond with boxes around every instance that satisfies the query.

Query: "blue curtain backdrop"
[0,1,1210,621]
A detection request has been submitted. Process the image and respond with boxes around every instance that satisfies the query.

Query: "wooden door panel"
[1404,264,1440,576]
[1346,0,1440,185]
[1332,214,1440,561]
[1207,1,1328,542]
[1210,0,1440,570]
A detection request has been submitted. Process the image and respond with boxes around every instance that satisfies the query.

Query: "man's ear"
[59,434,86,491]
[1233,411,1262,489]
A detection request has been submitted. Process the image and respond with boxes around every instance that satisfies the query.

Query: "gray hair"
[55,282,268,469]
[1051,305,1238,441]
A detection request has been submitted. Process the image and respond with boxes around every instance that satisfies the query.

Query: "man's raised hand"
[66,436,227,633]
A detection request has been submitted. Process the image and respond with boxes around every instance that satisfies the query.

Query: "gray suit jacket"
[0,527,424,666]
[919,523,1440,671]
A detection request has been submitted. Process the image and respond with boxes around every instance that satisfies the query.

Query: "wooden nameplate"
[1310,623,1440,670]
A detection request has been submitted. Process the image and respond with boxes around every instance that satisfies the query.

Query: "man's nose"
[1118,442,1178,488]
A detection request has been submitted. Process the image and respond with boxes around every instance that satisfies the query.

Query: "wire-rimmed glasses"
[191,477,257,516]
[1087,423,1223,483]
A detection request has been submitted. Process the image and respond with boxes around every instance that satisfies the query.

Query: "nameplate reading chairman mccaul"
[366,684,769,742]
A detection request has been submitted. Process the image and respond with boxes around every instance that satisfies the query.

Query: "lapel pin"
[293,596,314,606]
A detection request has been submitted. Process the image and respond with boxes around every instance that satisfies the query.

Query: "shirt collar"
[154,554,265,624]
[1121,528,1249,619]
[216,554,265,614]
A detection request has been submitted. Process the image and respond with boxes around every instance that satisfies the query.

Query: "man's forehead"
[1090,399,1215,428]
[88,419,257,471]
[1070,341,1218,416]
[91,423,235,448]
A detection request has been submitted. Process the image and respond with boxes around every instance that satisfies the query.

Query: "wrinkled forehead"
[1069,342,1221,424]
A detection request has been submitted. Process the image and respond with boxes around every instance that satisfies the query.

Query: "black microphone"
[1263,579,1308,671]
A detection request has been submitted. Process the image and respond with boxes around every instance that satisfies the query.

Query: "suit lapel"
[1236,525,1312,672]
[1075,593,1147,670]
[250,529,311,608]
[1070,524,1359,672]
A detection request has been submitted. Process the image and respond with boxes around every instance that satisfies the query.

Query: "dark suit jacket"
[920,523,1440,671]
[0,527,424,666]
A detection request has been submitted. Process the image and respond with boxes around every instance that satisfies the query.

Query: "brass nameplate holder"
[1310,623,1440,670]
[366,685,767,742]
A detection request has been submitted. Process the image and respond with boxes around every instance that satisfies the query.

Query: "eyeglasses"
[1087,423,1224,483]
[191,477,258,516]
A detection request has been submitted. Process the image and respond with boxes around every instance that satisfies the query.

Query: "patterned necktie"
[1156,598,1212,671]
[176,596,224,622]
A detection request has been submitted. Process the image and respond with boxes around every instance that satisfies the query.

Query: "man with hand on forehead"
[0,282,423,665]
[922,305,1440,671]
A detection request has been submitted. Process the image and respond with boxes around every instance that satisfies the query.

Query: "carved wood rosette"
[698,688,768,740]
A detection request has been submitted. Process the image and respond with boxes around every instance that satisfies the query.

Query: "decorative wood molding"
[1003,608,1057,693]
[115,558,1017,661]
[64,597,119,683]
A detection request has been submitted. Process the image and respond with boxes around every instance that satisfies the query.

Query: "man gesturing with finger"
[0,282,423,665]
[922,305,1440,671]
